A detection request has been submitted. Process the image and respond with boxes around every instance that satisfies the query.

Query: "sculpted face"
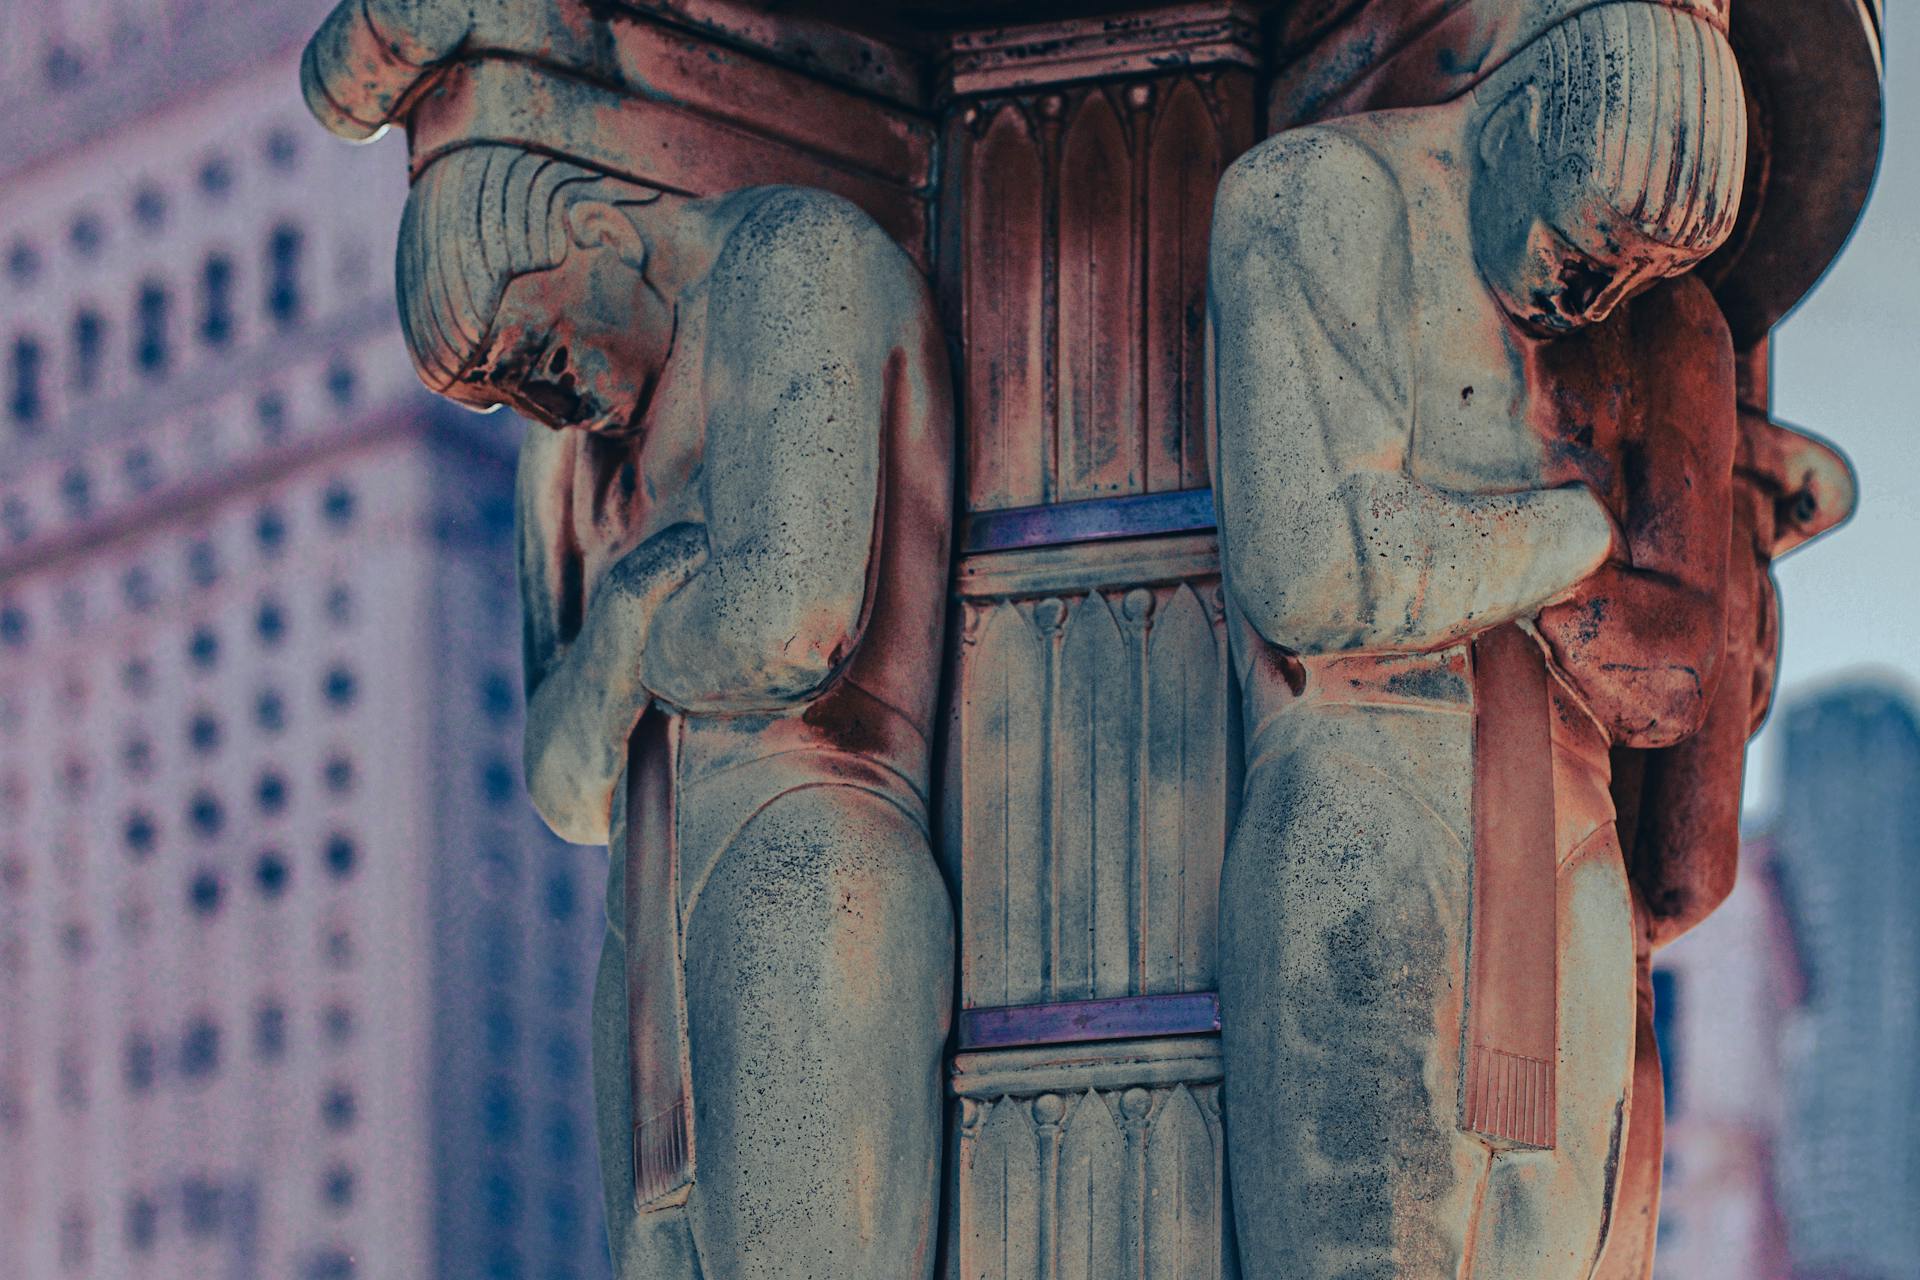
[1472,85,1715,338]
[1469,8,1746,338]
[458,213,675,434]
[396,146,677,435]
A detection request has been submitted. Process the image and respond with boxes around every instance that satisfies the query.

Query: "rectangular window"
[71,310,103,392]
[135,282,169,376]
[201,254,235,347]
[9,336,42,427]
[267,224,303,328]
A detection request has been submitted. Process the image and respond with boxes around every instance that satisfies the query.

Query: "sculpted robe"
[1211,112,1733,1278]
[516,185,955,1274]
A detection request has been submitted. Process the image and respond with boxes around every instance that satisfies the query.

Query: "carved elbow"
[750,617,855,703]
[528,785,612,848]
[694,607,858,709]
[1225,536,1363,656]
[523,744,613,848]
[1228,576,1344,656]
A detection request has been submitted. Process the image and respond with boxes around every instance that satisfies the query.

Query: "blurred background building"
[1652,831,1804,1278]
[0,2,612,1277]
[1,3,1916,1280]
[1655,682,1920,1280]
[1771,687,1920,1280]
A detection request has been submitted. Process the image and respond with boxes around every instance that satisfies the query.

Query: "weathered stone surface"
[951,1038,1237,1280]
[950,574,1233,1012]
[304,3,955,1276]
[294,0,1887,1275]
[1210,3,1750,1275]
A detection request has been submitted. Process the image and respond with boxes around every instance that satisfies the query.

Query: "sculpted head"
[397,144,674,432]
[1471,4,1747,336]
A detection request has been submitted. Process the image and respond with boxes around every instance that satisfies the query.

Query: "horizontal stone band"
[961,488,1217,555]
[958,991,1221,1050]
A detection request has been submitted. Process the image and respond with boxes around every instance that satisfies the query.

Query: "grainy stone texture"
[950,1038,1238,1280]
[1209,4,1750,1276]
[505,181,955,1278]
[303,5,956,1276]
[292,0,1886,1276]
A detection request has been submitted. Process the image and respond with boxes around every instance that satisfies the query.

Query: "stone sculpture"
[294,0,1884,1275]
[304,5,956,1278]
[1208,3,1750,1274]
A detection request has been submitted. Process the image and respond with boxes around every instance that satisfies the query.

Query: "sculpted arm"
[1626,412,1854,947]
[640,191,889,713]
[518,426,706,844]
[1537,279,1737,747]
[1209,132,1616,655]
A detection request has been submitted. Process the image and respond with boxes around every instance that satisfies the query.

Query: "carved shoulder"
[1211,124,1410,293]
[708,186,925,348]
[1210,124,1415,410]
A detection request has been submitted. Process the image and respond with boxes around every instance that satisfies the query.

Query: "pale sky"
[1749,12,1920,816]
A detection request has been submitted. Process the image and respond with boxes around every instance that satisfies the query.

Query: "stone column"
[932,11,1258,1279]
[295,1,1884,1277]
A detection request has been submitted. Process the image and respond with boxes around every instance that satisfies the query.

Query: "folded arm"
[517,426,706,844]
[640,189,891,714]
[1210,130,1614,657]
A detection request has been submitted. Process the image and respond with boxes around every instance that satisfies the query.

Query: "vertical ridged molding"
[1055,592,1135,1000]
[1145,1084,1222,1277]
[963,601,1049,1008]
[1146,585,1228,991]
[1057,1089,1125,1280]
[965,104,1049,511]
[960,1096,1045,1280]
[1145,79,1223,492]
[1056,90,1140,501]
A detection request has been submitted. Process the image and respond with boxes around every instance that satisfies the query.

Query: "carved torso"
[534,187,952,809]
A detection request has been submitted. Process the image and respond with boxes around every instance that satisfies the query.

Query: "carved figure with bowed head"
[396,146,955,1279]
[1208,4,1745,1276]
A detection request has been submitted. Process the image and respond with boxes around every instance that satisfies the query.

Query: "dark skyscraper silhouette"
[1772,682,1920,1280]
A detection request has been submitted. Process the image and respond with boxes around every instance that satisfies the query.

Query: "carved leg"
[1469,831,1634,1279]
[1220,720,1485,1279]
[679,785,952,1280]
[1589,906,1662,1280]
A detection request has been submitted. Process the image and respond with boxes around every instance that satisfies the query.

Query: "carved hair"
[397,144,660,392]
[1527,2,1747,253]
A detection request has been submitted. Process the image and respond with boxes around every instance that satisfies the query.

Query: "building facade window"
[135,282,169,376]
[267,224,304,327]
[10,336,43,427]
[200,254,236,347]
[71,310,104,392]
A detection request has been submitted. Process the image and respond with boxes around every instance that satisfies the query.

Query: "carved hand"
[524,522,708,845]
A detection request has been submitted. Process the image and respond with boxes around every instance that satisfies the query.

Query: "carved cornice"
[955,533,1220,601]
[611,0,930,107]
[305,0,936,259]
[940,2,1262,100]
[950,1035,1223,1098]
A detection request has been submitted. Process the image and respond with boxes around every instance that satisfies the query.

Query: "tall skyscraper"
[0,4,612,1277]
[1652,683,1920,1280]
[1771,683,1920,1280]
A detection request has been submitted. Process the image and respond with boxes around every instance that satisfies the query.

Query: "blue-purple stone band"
[961,488,1217,555]
[957,992,1222,1050]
